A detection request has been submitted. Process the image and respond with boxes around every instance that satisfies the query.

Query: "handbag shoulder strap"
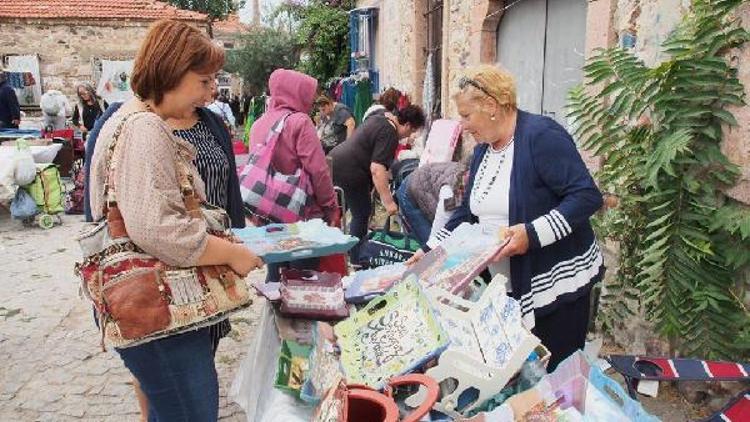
[249,111,294,168]
[262,112,294,148]
[101,111,149,212]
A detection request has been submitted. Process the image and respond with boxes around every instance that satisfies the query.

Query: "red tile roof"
[213,14,250,34]
[0,0,208,22]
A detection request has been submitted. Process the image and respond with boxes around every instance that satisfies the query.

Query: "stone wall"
[432,0,498,117]
[605,0,749,203]
[356,0,426,102]
[364,0,749,203]
[0,18,208,108]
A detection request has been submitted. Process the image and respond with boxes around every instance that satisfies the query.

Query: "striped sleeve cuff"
[529,209,572,248]
[426,227,452,250]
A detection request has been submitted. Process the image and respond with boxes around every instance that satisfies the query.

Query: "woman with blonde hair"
[408,64,604,370]
[88,20,263,420]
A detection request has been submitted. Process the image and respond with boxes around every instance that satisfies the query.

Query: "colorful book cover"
[343,262,407,303]
[404,222,508,295]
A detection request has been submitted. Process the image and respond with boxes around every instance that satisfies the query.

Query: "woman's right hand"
[405,248,425,266]
[228,244,264,277]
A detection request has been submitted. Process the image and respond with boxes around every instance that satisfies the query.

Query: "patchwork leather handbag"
[74,112,252,350]
[238,112,311,225]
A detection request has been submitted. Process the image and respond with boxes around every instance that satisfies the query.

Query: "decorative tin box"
[334,276,450,390]
[234,219,357,263]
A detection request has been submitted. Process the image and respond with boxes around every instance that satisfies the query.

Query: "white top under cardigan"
[427,140,515,291]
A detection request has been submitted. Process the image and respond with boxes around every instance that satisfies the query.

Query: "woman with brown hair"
[88,20,263,421]
[362,87,402,122]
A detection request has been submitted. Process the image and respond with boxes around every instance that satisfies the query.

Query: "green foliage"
[224,27,300,94]
[294,4,351,82]
[267,0,352,83]
[228,0,351,90]
[569,0,750,359]
[166,0,241,21]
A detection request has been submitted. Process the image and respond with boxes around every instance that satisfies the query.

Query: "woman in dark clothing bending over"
[329,105,425,261]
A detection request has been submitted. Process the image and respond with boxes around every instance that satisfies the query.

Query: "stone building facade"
[0,20,204,102]
[213,14,251,98]
[0,1,249,112]
[358,0,750,204]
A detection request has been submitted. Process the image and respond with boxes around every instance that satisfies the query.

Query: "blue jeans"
[117,327,219,422]
[395,179,432,247]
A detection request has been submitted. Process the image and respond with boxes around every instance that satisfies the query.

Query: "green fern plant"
[568,0,750,359]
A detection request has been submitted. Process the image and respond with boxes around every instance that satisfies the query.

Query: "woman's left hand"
[492,224,529,262]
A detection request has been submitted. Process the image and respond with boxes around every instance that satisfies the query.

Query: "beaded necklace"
[471,136,515,206]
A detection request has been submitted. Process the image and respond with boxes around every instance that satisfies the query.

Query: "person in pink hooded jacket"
[251,68,338,223]
[251,68,339,281]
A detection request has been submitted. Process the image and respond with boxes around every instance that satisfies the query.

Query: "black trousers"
[532,290,592,372]
[342,186,373,262]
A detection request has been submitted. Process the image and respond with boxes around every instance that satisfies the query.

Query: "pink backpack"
[238,112,311,225]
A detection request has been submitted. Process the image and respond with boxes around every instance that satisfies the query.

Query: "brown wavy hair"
[379,87,402,112]
[131,20,224,105]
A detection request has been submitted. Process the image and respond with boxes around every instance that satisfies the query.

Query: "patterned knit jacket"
[406,161,465,222]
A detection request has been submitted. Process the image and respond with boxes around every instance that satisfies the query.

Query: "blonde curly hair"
[455,64,517,111]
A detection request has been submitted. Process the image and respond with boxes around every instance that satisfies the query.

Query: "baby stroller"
[12,163,65,229]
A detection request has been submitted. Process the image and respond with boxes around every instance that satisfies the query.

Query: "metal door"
[496,0,587,130]
[542,0,587,128]
[496,0,546,114]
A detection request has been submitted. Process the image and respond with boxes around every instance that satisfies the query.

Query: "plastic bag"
[40,91,62,116]
[13,146,37,186]
[10,188,37,219]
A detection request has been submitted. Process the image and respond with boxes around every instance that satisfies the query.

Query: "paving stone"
[59,403,86,418]
[0,212,258,420]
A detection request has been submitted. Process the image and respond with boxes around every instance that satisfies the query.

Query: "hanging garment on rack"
[334,80,344,102]
[6,72,24,89]
[341,79,357,111]
[23,72,35,87]
[353,79,373,125]
[6,55,42,106]
[422,52,436,130]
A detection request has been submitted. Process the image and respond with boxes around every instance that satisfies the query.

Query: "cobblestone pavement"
[0,211,262,421]
[0,207,696,421]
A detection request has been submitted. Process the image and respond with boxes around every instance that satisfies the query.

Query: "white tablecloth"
[0,144,63,164]
[230,303,313,422]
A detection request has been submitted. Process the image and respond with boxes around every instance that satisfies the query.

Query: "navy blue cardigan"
[429,110,605,327]
[83,104,245,229]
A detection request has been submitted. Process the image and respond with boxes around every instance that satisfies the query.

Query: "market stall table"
[0,144,63,165]
[231,302,313,422]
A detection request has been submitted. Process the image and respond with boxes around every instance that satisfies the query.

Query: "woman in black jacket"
[72,83,108,137]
